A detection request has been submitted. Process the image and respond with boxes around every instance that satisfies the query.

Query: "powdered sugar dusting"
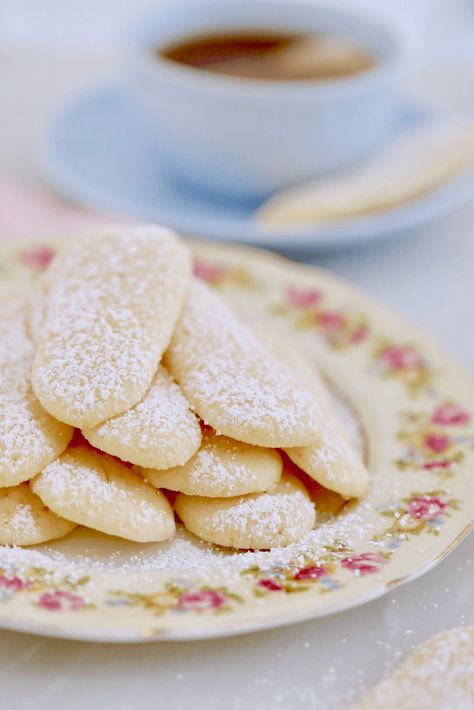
[7,503,38,540]
[83,365,201,468]
[206,483,315,544]
[355,626,474,709]
[165,279,323,447]
[32,447,175,542]
[286,417,368,497]
[187,446,259,487]
[31,225,190,428]
[0,484,75,546]
[3,389,366,571]
[0,297,72,484]
[145,430,281,496]
[0,297,31,381]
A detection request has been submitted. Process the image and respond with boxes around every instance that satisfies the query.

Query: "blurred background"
[0,0,473,357]
[1,0,474,182]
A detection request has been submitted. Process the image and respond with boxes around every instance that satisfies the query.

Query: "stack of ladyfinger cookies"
[0,226,368,550]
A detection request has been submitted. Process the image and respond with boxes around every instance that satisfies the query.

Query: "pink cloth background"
[0,176,116,243]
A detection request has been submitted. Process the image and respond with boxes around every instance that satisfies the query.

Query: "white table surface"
[0,2,473,707]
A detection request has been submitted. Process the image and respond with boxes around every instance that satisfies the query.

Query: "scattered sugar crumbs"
[0,385,385,596]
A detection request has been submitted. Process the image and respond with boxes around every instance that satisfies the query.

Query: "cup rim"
[129,0,402,99]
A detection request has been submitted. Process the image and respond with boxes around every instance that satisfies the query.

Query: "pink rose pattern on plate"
[38,590,86,612]
[0,567,91,611]
[432,403,470,426]
[0,576,28,592]
[102,580,244,616]
[395,403,474,475]
[193,258,256,288]
[250,553,340,596]
[373,491,459,547]
[20,246,56,270]
[287,286,322,309]
[0,251,468,619]
[193,259,227,284]
[408,496,448,521]
[340,552,389,576]
[375,341,432,396]
[178,590,227,611]
[272,284,370,349]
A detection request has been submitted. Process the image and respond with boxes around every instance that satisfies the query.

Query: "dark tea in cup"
[158,30,375,81]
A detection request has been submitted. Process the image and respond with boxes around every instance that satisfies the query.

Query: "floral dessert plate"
[0,239,473,643]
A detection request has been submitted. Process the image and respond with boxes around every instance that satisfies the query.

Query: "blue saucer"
[43,85,474,251]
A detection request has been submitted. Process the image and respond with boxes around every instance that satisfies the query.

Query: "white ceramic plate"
[42,85,474,252]
[0,239,473,642]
